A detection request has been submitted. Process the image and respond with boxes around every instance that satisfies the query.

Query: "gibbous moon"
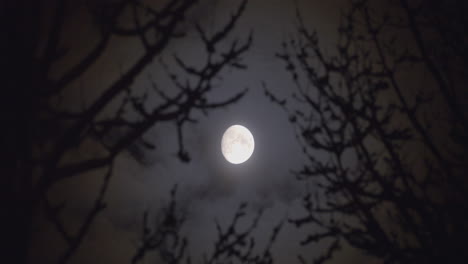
[221,125,255,164]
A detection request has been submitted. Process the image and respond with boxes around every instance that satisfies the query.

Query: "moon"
[221,125,255,164]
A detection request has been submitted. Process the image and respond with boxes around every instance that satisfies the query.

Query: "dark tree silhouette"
[2,0,251,263]
[132,186,283,264]
[267,0,468,263]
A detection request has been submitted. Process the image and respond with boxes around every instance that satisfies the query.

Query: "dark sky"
[30,0,378,263]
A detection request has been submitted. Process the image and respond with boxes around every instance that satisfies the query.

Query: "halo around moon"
[221,125,255,164]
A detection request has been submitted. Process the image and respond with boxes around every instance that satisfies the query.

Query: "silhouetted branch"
[132,185,188,264]
[59,163,114,264]
[6,0,252,263]
[268,0,468,262]
[133,191,282,264]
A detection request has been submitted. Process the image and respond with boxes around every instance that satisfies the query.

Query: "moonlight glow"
[221,125,255,164]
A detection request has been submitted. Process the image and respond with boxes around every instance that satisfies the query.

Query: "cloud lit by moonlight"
[221,125,255,164]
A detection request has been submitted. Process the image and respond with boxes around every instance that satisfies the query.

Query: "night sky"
[4,0,468,263]
[30,1,355,262]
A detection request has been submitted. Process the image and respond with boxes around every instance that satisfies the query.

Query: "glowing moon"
[221,125,255,164]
